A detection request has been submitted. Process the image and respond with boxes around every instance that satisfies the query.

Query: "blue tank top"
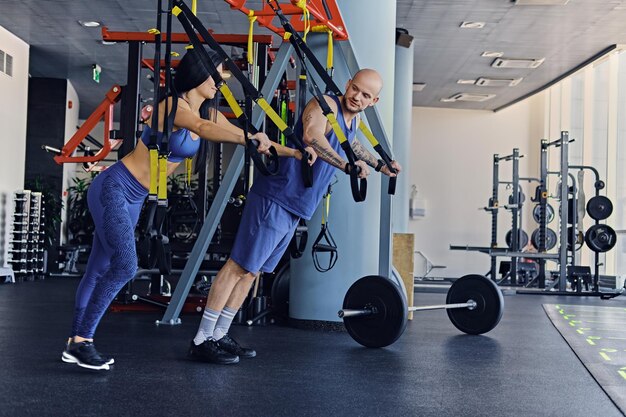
[140,125,201,163]
[251,95,357,220]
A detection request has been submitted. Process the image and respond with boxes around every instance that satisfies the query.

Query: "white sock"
[193,308,220,346]
[212,307,238,341]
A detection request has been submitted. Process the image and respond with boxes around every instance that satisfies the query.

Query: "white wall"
[0,26,29,266]
[408,95,546,278]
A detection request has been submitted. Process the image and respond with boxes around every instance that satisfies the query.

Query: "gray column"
[392,33,414,233]
[289,1,397,322]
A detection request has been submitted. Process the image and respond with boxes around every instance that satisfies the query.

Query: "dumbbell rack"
[7,191,46,281]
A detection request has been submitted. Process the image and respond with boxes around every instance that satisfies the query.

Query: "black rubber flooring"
[0,277,625,417]
[544,304,626,414]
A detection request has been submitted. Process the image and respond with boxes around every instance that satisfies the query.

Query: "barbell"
[338,274,505,348]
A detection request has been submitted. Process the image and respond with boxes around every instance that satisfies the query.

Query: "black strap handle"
[312,224,338,272]
[341,142,367,202]
[247,139,280,176]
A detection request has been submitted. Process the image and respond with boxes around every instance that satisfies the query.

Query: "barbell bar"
[338,300,478,318]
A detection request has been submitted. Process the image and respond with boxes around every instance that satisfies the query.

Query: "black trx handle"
[312,224,338,272]
[374,144,397,195]
[247,139,280,176]
[341,144,367,203]
[312,181,338,272]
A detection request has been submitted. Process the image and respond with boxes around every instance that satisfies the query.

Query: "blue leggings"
[71,162,147,339]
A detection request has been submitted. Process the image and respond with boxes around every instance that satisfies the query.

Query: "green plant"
[66,173,96,244]
[24,176,64,250]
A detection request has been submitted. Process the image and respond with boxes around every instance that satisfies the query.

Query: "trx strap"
[270,2,365,202]
[172,1,315,186]
[137,0,177,275]
[312,181,338,272]
[267,0,397,195]
[289,218,308,259]
[171,3,280,177]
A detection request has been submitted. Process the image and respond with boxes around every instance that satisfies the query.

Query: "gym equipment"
[594,180,605,190]
[532,203,554,224]
[531,228,557,251]
[508,191,525,205]
[312,181,338,272]
[584,224,617,253]
[505,229,528,249]
[567,226,584,252]
[586,195,613,221]
[338,274,504,348]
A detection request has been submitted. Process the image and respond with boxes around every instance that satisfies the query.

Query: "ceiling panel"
[1,1,626,117]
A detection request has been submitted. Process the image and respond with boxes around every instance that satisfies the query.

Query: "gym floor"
[1,278,624,417]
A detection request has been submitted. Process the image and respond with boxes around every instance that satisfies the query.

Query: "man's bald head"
[342,68,382,114]
[352,69,383,97]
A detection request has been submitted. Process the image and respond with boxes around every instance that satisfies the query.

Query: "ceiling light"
[457,79,476,85]
[460,22,485,29]
[482,51,503,58]
[101,41,117,45]
[441,93,495,103]
[492,57,545,69]
[476,77,523,87]
[412,83,426,92]
[515,0,569,5]
[79,20,101,28]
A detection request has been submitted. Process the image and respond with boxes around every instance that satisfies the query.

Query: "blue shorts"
[230,191,300,273]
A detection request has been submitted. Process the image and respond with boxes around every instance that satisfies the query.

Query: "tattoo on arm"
[351,140,379,168]
[310,137,345,169]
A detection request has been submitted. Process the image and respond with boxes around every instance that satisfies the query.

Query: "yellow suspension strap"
[312,180,338,272]
[172,0,315,185]
[294,0,311,41]
[173,1,283,179]
[137,0,177,275]
[247,11,257,66]
[312,25,334,78]
[270,0,398,194]
[358,121,397,194]
[273,2,365,202]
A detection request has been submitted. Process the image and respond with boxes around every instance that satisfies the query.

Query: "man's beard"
[341,96,361,114]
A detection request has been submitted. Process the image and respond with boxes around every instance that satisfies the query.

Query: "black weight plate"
[530,227,557,251]
[585,224,617,253]
[532,204,555,224]
[567,226,584,251]
[505,229,528,249]
[446,274,504,335]
[343,275,408,348]
[586,196,613,221]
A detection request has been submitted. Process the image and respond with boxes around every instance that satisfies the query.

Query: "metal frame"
[158,42,294,324]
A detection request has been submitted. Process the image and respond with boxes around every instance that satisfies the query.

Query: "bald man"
[188,68,401,365]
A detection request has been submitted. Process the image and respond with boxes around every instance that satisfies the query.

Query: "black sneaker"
[61,341,110,371]
[217,334,256,358]
[188,339,240,365]
[62,339,114,366]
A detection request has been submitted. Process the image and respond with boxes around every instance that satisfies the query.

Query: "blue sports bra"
[140,125,201,163]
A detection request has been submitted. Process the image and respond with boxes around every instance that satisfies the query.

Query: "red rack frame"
[223,0,349,41]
